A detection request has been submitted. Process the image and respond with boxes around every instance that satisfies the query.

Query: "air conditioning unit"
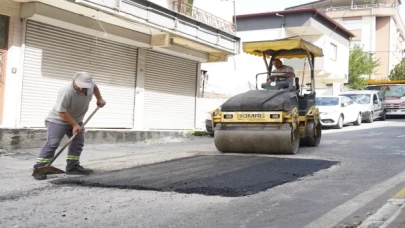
[150,33,171,47]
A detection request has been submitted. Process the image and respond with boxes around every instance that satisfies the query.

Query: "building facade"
[202,9,354,97]
[286,0,405,80]
[0,0,240,130]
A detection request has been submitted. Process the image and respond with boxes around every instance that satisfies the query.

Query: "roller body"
[212,37,324,155]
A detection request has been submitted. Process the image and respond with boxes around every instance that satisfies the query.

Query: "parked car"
[316,95,363,129]
[205,112,214,137]
[339,90,386,123]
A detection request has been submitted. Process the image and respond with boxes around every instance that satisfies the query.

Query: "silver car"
[339,90,386,123]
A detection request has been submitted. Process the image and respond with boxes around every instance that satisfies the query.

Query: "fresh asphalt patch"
[54,155,337,197]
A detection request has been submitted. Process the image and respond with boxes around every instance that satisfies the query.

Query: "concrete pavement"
[359,186,405,228]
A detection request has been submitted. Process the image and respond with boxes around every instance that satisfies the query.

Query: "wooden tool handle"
[46,107,100,166]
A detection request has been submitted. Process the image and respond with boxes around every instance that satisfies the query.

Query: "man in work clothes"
[32,72,106,180]
[267,58,296,90]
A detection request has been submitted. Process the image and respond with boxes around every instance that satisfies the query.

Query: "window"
[330,43,337,61]
[0,14,9,50]
[343,94,371,104]
[315,97,339,106]
[341,96,353,105]
[340,19,362,30]
[345,97,354,105]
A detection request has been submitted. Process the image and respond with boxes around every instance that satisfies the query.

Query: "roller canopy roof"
[242,37,324,59]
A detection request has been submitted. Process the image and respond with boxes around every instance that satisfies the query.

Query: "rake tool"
[32,107,100,177]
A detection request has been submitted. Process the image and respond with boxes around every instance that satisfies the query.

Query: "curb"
[0,128,190,153]
[359,186,405,228]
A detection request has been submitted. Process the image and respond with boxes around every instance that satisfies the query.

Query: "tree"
[347,44,380,90]
[389,58,405,80]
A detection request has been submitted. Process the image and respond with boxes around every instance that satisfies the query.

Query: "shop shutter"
[21,20,137,128]
[144,50,197,129]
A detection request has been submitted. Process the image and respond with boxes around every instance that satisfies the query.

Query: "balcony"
[172,0,236,35]
[323,3,399,12]
[68,0,240,59]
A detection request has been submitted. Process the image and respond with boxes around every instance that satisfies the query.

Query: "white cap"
[73,72,94,88]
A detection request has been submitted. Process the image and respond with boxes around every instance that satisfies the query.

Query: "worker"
[32,72,106,180]
[267,59,296,90]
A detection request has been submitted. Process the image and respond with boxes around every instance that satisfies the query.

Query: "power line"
[324,9,351,45]
[298,1,328,37]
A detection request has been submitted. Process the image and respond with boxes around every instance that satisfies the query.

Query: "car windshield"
[315,97,339,106]
[365,85,405,97]
[342,94,370,104]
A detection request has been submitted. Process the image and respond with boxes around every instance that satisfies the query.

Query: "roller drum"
[214,123,300,154]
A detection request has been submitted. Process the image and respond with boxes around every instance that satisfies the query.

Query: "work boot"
[66,165,94,175]
[32,168,47,180]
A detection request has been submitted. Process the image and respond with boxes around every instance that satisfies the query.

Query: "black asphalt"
[54,155,337,197]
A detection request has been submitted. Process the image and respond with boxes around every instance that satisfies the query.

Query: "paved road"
[1,118,405,228]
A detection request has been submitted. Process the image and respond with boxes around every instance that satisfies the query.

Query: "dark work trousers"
[33,121,84,170]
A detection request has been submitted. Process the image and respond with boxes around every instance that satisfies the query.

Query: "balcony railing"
[172,1,236,35]
[324,3,399,11]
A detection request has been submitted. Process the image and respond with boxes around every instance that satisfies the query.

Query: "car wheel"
[365,112,373,123]
[335,115,344,129]
[380,111,386,121]
[353,113,362,126]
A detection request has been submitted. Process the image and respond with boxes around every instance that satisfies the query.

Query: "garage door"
[144,50,197,130]
[21,20,138,128]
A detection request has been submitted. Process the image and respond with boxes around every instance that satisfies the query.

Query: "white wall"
[283,33,349,95]
[389,17,400,73]
[202,23,350,96]
[283,35,324,73]
[361,16,376,53]
[195,98,228,130]
[325,32,350,79]
[284,18,350,81]
[202,28,297,96]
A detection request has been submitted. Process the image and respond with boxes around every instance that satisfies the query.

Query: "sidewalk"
[359,186,405,228]
[382,203,405,228]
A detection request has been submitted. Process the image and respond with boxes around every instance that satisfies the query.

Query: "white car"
[316,95,363,129]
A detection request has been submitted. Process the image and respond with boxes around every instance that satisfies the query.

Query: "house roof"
[235,8,355,38]
[285,0,325,10]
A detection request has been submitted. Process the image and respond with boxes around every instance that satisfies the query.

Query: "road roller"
[211,37,322,154]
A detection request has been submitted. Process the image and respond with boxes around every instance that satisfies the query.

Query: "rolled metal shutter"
[21,20,137,128]
[144,50,197,130]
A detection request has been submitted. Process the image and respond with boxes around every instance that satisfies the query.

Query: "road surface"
[1,118,405,228]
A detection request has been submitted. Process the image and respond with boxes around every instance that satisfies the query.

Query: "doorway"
[0,14,9,125]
